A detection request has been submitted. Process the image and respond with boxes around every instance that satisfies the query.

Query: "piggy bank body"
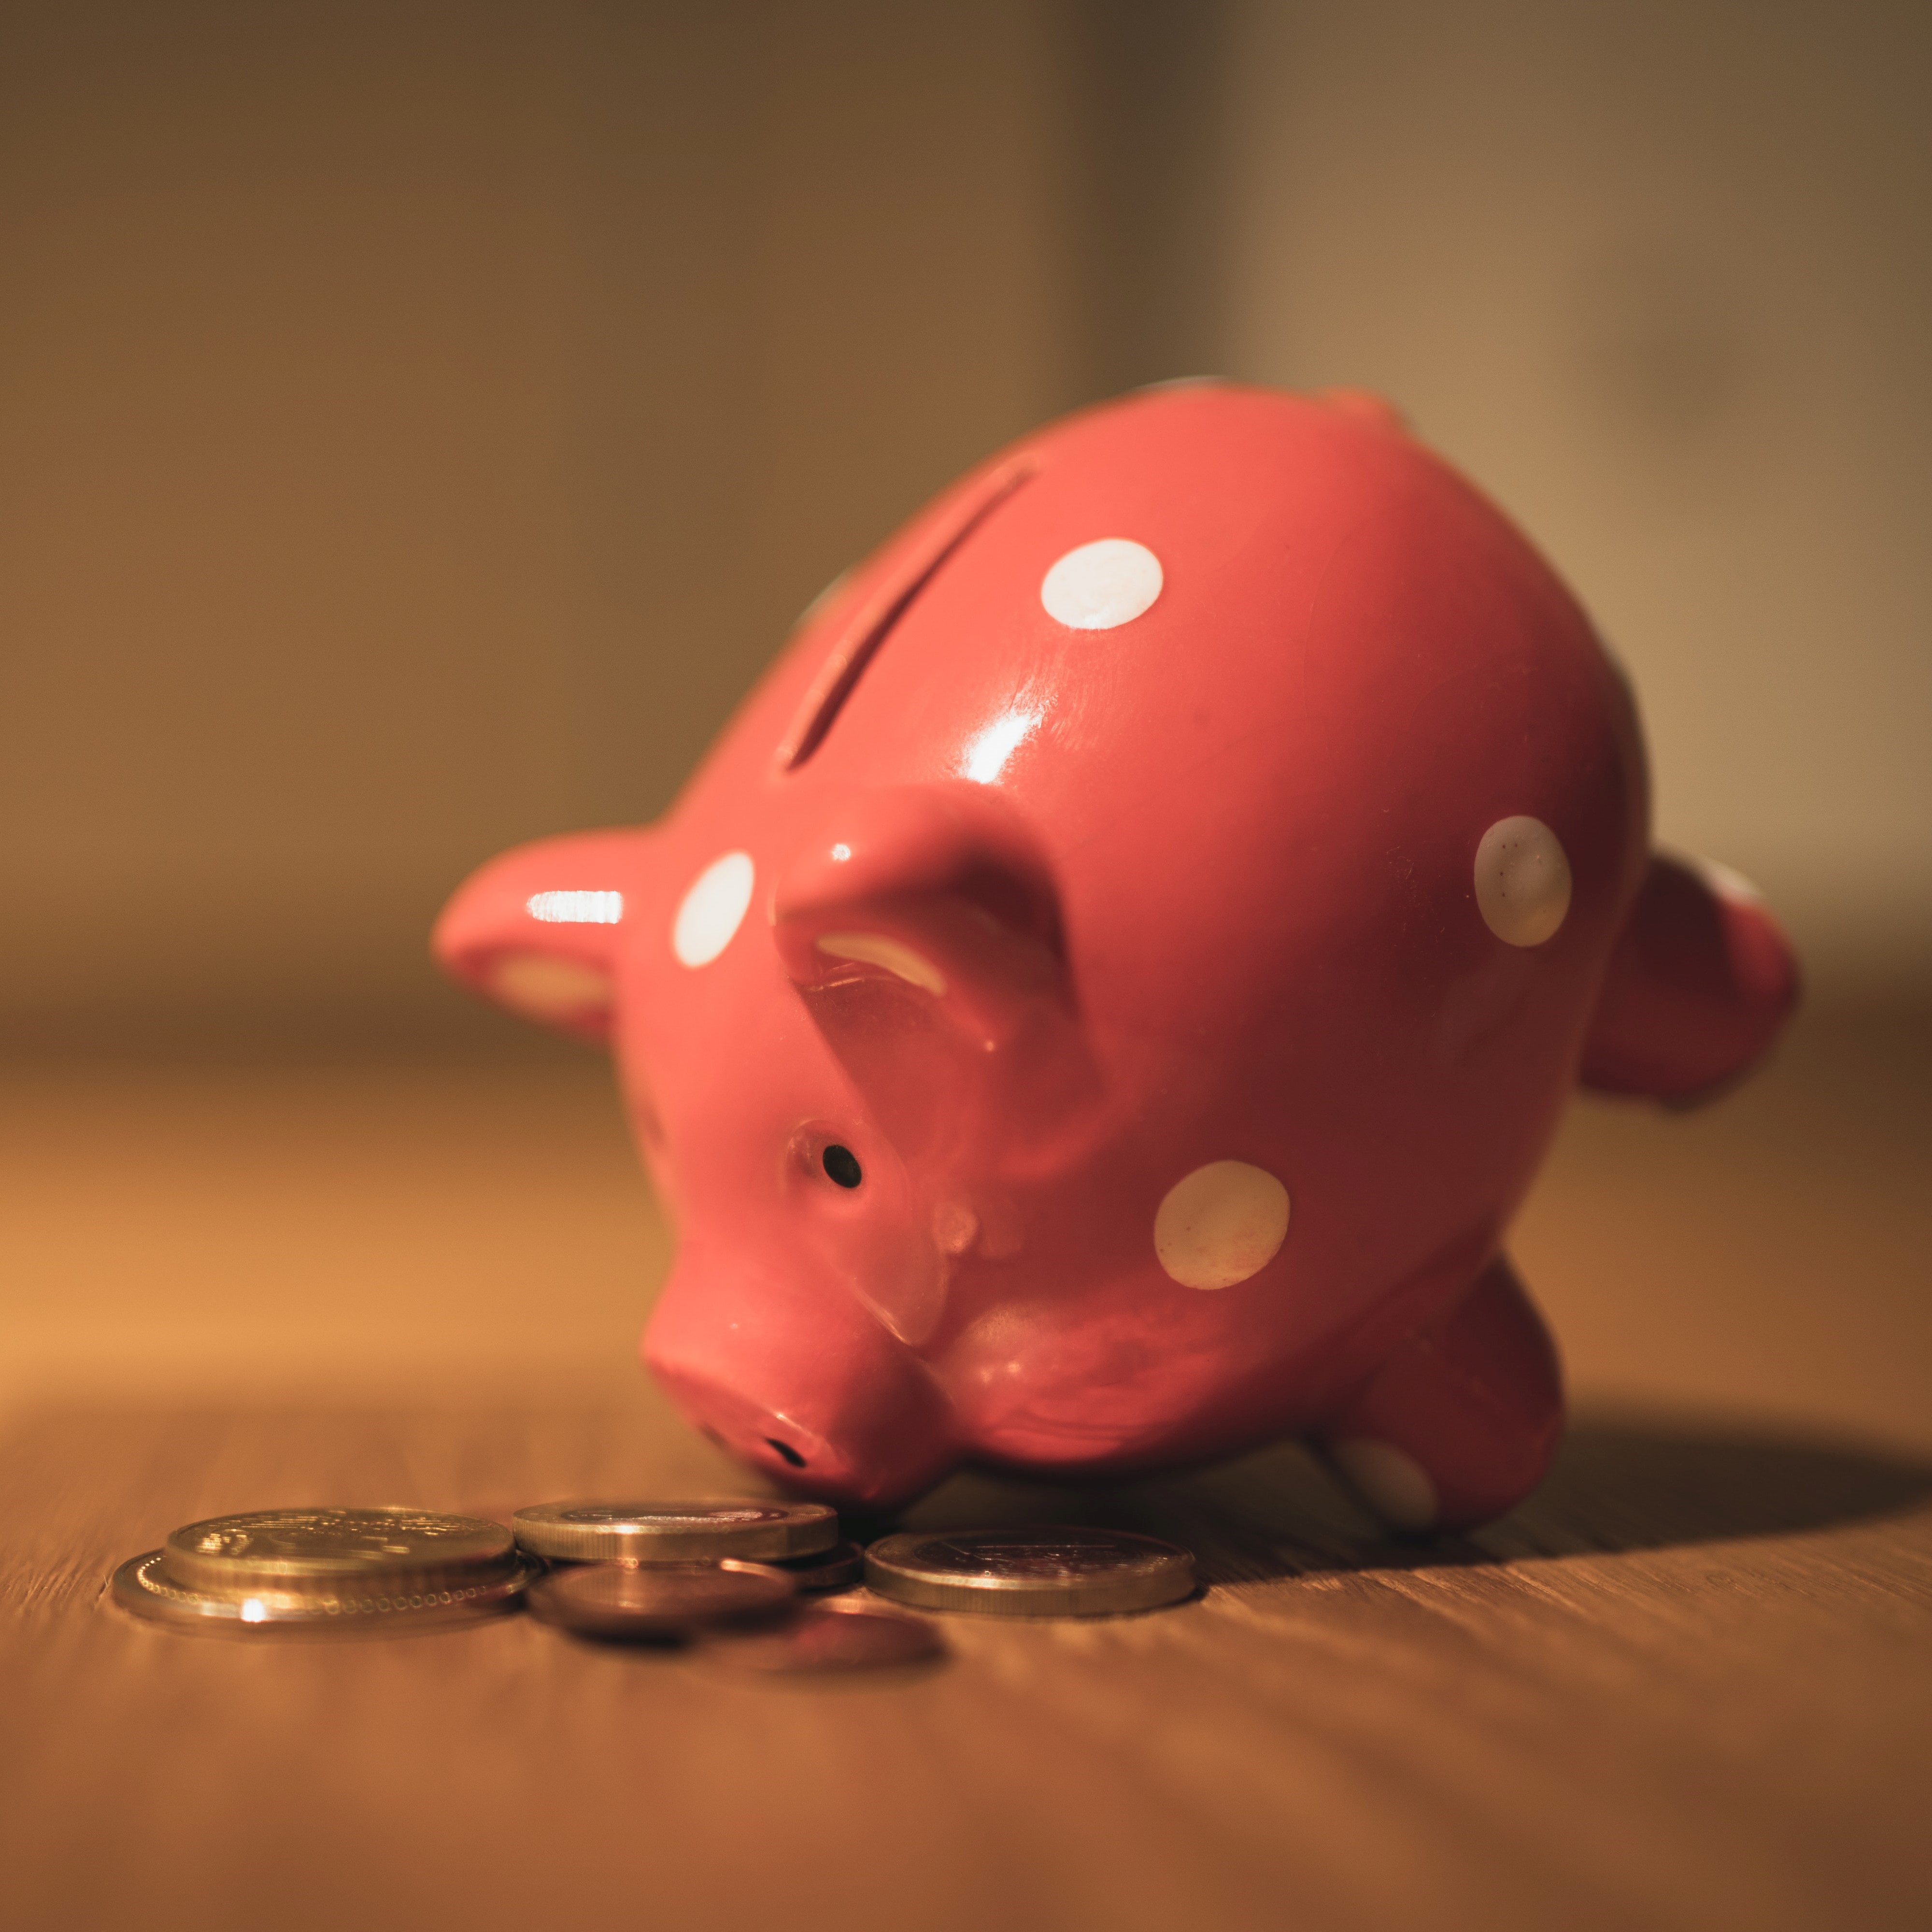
[437,386,1796,1528]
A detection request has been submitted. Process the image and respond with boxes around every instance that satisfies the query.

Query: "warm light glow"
[961,707,1040,784]
[240,1598,268,1623]
[526,890,624,925]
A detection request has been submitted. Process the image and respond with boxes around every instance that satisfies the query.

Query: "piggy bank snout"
[642,1250,960,1510]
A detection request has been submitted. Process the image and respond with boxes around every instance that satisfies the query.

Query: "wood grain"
[2,1011,1928,1931]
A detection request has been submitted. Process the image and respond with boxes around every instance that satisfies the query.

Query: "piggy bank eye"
[821,1145,863,1189]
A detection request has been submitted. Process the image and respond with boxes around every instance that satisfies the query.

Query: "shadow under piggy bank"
[890,1409,1932,1588]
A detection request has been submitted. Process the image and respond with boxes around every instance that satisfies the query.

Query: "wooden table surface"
[3,1009,1929,1932]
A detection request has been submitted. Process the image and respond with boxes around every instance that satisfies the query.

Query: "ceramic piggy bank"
[435,385,1797,1529]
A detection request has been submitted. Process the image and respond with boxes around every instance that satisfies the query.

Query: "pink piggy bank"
[435,385,1797,1529]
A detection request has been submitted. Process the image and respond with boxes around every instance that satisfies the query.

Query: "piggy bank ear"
[1580,853,1800,1104]
[772,785,1069,1045]
[772,786,1088,1156]
[432,829,650,1043]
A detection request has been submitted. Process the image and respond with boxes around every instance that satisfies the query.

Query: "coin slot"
[765,1439,807,1469]
[822,1144,863,1189]
[777,457,1036,771]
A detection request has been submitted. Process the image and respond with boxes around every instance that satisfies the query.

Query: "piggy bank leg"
[1313,1255,1562,1534]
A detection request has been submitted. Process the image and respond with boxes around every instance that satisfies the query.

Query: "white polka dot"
[815,931,947,997]
[672,851,755,967]
[490,954,611,1018]
[1331,1439,1439,1531]
[1041,539,1163,630]
[1153,1160,1290,1289]
[1474,816,1572,947]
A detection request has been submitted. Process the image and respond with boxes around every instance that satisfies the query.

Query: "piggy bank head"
[436,385,1796,1524]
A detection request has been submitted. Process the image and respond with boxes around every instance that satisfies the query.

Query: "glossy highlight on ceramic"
[434,384,1799,1528]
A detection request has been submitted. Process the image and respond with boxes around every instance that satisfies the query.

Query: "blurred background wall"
[2,0,1926,1058]
[1223,0,1932,999]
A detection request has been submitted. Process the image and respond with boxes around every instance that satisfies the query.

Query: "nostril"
[822,1145,863,1189]
[765,1437,807,1469]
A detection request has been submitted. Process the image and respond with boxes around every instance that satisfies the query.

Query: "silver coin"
[774,1540,866,1592]
[864,1525,1195,1617]
[162,1506,512,1600]
[512,1498,837,1564]
[526,1559,795,1640]
[110,1549,538,1637]
[697,1599,946,1674]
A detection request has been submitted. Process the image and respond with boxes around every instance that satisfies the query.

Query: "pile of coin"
[510,1497,844,1568]
[115,1497,1197,1669]
[112,1506,540,1635]
[508,1498,946,1672]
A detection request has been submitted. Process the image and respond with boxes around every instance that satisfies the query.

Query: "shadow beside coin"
[692,1596,950,1688]
[522,1590,952,1687]
[888,1409,1932,1587]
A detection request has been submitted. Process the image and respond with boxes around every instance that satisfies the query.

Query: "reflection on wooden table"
[1,1008,1927,1931]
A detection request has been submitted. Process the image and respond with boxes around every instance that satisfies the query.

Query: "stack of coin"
[510,1497,947,1669]
[513,1498,825,1648]
[864,1524,1195,1617]
[113,1507,538,1635]
[511,1498,839,1566]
